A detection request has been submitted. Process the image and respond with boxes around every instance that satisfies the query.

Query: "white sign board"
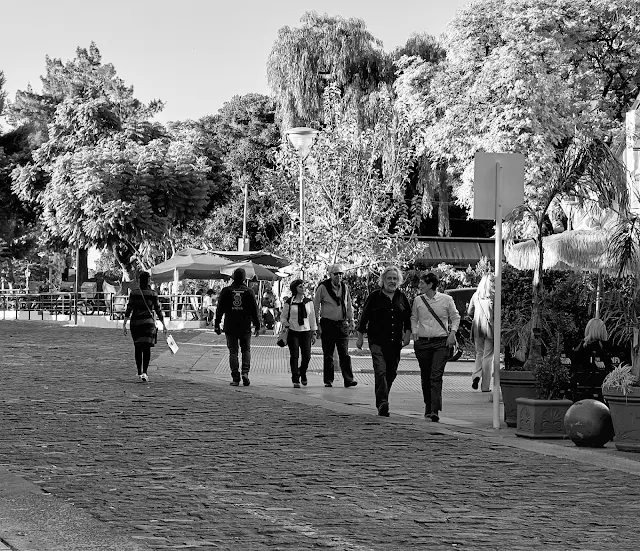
[473,152,525,220]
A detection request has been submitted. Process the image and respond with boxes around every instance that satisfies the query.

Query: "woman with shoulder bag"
[123,271,167,382]
[280,279,317,388]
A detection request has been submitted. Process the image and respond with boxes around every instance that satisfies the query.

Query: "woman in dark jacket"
[123,271,167,382]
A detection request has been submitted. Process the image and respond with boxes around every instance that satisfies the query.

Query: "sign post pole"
[493,162,503,429]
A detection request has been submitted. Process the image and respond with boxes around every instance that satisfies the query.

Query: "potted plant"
[602,364,640,452]
[515,347,573,438]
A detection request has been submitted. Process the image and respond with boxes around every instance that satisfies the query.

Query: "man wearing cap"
[314,264,358,388]
[214,268,261,387]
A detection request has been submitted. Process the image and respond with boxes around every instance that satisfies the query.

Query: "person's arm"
[214,289,226,328]
[153,293,168,334]
[248,289,260,332]
[313,286,322,323]
[355,293,373,349]
[308,301,317,331]
[345,284,355,329]
[467,294,476,318]
[281,301,291,328]
[410,297,420,339]
[123,293,134,334]
[446,295,461,346]
[402,293,412,346]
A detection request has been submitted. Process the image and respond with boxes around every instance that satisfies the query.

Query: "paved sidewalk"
[1,321,640,550]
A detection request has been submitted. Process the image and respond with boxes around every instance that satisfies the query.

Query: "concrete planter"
[515,398,573,438]
[602,387,640,452]
[500,370,538,427]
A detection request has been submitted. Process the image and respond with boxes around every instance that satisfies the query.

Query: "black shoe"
[301,375,307,386]
[472,377,480,390]
[424,406,430,418]
[378,403,390,417]
[430,412,440,422]
[324,382,332,387]
[344,381,358,388]
[230,381,240,387]
[242,375,250,386]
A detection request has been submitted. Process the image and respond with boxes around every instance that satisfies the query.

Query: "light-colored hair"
[476,273,495,299]
[327,263,345,275]
[584,318,608,343]
[378,265,403,287]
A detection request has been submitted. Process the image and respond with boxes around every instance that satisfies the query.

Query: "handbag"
[419,295,461,361]
[276,297,294,347]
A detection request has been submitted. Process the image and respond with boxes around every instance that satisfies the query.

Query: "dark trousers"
[370,343,400,408]
[226,332,251,381]
[287,330,313,383]
[414,337,449,413]
[320,318,354,385]
[134,343,151,375]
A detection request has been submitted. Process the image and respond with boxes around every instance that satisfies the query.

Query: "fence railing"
[0,292,208,322]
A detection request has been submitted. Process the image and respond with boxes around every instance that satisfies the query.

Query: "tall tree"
[267,12,392,129]
[9,44,213,280]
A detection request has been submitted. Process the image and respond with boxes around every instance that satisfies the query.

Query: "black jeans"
[370,343,400,408]
[414,337,449,413]
[287,330,313,383]
[320,318,355,385]
[134,343,151,375]
[226,332,251,381]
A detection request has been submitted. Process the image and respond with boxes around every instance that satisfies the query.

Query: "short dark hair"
[232,268,246,283]
[289,279,304,294]
[420,272,439,289]
[139,271,151,290]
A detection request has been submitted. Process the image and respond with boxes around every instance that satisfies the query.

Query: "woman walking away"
[123,271,167,382]
[467,273,495,392]
[281,279,317,388]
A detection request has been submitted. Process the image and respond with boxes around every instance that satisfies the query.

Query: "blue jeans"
[370,343,400,408]
[320,319,355,385]
[414,337,449,413]
[226,332,251,381]
[287,330,313,383]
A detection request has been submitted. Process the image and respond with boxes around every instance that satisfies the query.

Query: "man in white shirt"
[411,272,460,422]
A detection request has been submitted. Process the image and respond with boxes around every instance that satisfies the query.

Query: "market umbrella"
[150,252,231,283]
[212,250,290,270]
[220,261,280,281]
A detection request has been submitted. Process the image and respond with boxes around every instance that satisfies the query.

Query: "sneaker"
[430,412,440,422]
[344,381,358,388]
[472,377,480,390]
[293,383,301,388]
[301,375,308,386]
[242,375,250,387]
[138,374,143,382]
[324,382,332,387]
[378,403,390,417]
[141,373,149,382]
[230,380,240,387]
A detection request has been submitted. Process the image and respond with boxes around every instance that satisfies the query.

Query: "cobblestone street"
[1,321,639,550]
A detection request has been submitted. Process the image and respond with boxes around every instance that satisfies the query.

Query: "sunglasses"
[331,272,344,276]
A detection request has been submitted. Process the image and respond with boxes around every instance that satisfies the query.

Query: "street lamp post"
[285,127,319,270]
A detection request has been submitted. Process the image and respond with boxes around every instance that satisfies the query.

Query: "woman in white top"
[280,279,318,388]
[467,273,495,392]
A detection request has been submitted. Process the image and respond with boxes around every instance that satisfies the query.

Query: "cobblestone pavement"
[1,321,639,550]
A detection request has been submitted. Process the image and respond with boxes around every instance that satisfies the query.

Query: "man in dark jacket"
[214,268,261,386]
[356,266,412,417]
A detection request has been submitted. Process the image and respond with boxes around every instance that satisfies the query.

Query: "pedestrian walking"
[467,273,495,392]
[122,271,167,382]
[214,268,261,386]
[314,263,358,388]
[356,266,411,417]
[280,279,317,388]
[203,288,217,326]
[411,272,460,421]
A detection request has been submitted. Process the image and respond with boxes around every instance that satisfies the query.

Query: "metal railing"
[0,292,208,322]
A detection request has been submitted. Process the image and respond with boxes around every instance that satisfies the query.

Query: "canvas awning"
[415,237,498,268]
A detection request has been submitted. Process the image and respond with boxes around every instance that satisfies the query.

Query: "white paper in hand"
[166,334,179,354]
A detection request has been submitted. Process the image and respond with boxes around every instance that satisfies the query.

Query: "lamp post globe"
[285,127,319,275]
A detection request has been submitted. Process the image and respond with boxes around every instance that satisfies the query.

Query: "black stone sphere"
[564,399,614,448]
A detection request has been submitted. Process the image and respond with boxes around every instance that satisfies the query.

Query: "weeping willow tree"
[266,11,392,130]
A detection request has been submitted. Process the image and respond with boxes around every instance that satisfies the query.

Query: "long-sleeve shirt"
[357,289,411,349]
[313,280,354,322]
[411,292,460,338]
[214,283,260,334]
[281,298,318,332]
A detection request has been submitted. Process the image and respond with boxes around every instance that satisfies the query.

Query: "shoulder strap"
[139,287,155,319]
[419,295,448,333]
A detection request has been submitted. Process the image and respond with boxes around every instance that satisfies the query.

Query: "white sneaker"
[141,373,149,382]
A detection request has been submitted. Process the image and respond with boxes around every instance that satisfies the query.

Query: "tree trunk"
[437,166,451,237]
[111,242,137,282]
[524,232,545,370]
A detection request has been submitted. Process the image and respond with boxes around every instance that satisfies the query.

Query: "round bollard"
[564,399,614,448]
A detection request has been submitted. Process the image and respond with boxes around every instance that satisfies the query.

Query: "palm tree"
[505,136,628,369]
